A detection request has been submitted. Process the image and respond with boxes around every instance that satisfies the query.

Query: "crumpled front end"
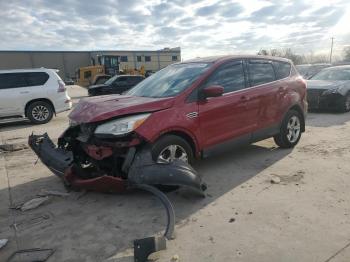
[28,125,206,195]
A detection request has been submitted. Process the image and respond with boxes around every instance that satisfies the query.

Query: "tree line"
[257,47,350,65]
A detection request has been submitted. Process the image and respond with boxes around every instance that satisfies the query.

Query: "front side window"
[273,61,291,80]
[310,68,350,81]
[127,63,211,98]
[204,61,245,93]
[248,60,276,86]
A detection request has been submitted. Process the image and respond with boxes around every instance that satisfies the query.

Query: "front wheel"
[151,135,194,164]
[274,110,302,148]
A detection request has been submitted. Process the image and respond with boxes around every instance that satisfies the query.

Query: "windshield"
[126,63,211,98]
[104,75,119,85]
[311,68,350,81]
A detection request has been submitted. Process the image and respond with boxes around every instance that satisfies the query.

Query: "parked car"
[307,65,350,112]
[296,63,331,79]
[88,75,145,96]
[0,68,72,124]
[29,55,307,192]
[64,78,75,86]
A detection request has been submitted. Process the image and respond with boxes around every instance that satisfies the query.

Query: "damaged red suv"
[29,55,307,193]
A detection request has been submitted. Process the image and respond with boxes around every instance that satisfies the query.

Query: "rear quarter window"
[24,72,49,86]
[273,61,291,80]
[248,60,276,86]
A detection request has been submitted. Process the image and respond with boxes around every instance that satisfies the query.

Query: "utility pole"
[330,37,334,64]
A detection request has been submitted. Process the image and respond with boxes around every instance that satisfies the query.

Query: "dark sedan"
[88,75,145,96]
[307,66,350,112]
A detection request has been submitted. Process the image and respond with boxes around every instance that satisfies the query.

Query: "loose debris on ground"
[0,143,28,153]
[20,196,49,211]
[37,189,70,197]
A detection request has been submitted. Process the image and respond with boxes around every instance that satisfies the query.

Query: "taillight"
[57,80,66,92]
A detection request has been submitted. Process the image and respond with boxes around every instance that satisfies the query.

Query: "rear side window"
[248,60,276,86]
[204,61,245,93]
[0,72,49,89]
[273,61,291,79]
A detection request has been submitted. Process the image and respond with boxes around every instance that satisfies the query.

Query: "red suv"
[29,55,307,192]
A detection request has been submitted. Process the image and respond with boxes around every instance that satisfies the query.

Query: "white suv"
[0,68,72,124]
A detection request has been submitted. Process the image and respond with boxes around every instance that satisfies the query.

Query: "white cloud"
[0,0,349,59]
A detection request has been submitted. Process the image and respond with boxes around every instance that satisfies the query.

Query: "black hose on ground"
[133,184,175,240]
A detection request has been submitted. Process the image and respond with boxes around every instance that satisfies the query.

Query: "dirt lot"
[1,86,350,262]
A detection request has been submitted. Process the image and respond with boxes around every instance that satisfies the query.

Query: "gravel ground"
[0,86,349,262]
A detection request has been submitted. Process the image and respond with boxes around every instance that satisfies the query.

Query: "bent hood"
[69,95,174,123]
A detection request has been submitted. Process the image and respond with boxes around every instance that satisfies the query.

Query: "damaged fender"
[128,148,207,196]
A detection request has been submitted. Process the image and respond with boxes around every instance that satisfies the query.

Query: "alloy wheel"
[157,144,188,163]
[286,116,301,143]
[32,105,50,122]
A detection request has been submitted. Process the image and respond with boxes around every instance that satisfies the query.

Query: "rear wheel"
[274,110,302,148]
[26,101,53,124]
[151,135,194,164]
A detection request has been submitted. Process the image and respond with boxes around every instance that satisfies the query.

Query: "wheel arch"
[152,129,199,158]
[25,98,56,117]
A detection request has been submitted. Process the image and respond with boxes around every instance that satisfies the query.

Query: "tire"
[26,101,54,124]
[151,135,194,164]
[340,93,350,112]
[274,110,303,148]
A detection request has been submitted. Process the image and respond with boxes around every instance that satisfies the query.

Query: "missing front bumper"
[28,133,207,195]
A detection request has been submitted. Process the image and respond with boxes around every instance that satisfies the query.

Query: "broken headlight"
[94,113,151,136]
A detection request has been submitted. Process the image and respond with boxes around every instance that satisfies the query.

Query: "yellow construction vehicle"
[75,55,145,87]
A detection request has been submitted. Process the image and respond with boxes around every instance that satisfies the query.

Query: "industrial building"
[0,47,181,80]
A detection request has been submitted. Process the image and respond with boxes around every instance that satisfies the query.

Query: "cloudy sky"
[0,0,349,59]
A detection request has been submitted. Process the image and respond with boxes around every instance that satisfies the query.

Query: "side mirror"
[202,85,224,98]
